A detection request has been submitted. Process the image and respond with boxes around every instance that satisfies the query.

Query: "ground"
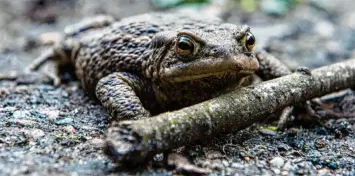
[0,0,355,175]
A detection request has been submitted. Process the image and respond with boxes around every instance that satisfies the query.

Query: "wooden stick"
[104,59,355,164]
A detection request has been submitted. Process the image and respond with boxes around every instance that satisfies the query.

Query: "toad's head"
[149,23,259,83]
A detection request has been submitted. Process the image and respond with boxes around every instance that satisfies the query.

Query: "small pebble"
[79,125,97,130]
[90,138,104,147]
[259,128,277,136]
[222,160,230,167]
[206,151,223,159]
[317,168,330,175]
[270,156,285,168]
[61,91,69,98]
[328,162,338,169]
[44,110,60,121]
[273,168,281,175]
[30,129,45,139]
[225,168,234,176]
[282,161,293,171]
[315,21,334,38]
[14,85,28,93]
[12,110,30,119]
[0,88,9,95]
[281,170,289,175]
[31,111,48,119]
[153,153,164,162]
[39,32,62,45]
[11,119,35,126]
[231,162,243,168]
[28,96,41,105]
[63,125,76,133]
[2,107,16,112]
[55,118,74,126]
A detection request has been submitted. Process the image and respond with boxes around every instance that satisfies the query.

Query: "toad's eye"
[245,32,255,51]
[176,36,196,56]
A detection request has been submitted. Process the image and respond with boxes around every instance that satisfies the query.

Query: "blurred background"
[0,0,355,73]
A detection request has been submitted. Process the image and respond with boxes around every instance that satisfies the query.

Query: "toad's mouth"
[167,69,255,82]
[161,57,259,82]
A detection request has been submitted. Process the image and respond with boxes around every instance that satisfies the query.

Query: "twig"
[104,59,355,164]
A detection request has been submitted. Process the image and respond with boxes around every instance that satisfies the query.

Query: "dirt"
[0,0,355,175]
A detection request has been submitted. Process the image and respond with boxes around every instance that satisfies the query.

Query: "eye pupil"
[244,32,255,51]
[178,41,192,50]
[246,33,255,45]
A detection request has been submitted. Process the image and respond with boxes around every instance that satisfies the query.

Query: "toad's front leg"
[96,72,158,163]
[95,72,153,121]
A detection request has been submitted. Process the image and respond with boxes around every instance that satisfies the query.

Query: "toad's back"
[71,13,223,92]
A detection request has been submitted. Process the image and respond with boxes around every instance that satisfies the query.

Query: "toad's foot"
[311,93,355,119]
[277,66,319,129]
[276,92,355,130]
[0,48,64,86]
[277,102,319,130]
[14,15,116,87]
[63,15,114,36]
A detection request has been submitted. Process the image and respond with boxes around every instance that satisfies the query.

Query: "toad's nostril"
[245,52,252,57]
[210,46,228,57]
[235,63,242,70]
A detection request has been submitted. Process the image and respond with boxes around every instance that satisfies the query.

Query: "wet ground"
[1,0,355,175]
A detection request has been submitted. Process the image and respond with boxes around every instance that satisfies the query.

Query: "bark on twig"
[105,59,355,164]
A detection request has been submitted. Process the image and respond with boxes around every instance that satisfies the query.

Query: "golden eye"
[176,36,195,56]
[245,32,255,51]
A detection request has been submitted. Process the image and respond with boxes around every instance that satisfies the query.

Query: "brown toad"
[26,13,293,161]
